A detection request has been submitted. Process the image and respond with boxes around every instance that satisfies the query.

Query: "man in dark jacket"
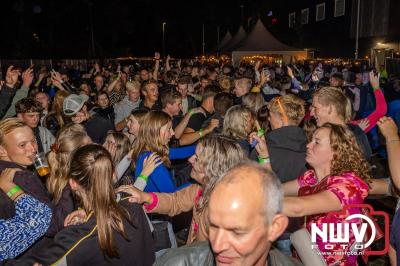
[155,163,302,266]
[63,94,114,144]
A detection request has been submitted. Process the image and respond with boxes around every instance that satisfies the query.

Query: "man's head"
[94,74,104,90]
[233,78,252,97]
[63,94,90,123]
[34,92,50,111]
[140,69,150,81]
[96,92,110,109]
[15,98,43,129]
[161,90,182,117]
[201,85,221,113]
[0,118,37,166]
[141,80,159,103]
[177,76,192,98]
[208,162,288,266]
[126,81,141,103]
[329,73,344,88]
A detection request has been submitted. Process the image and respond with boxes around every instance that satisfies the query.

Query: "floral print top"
[298,170,369,266]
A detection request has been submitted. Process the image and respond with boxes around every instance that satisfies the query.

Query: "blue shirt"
[134,145,196,193]
[0,194,52,260]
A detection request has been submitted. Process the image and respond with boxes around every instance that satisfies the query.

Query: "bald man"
[155,162,302,266]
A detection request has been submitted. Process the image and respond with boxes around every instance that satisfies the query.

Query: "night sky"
[0,0,267,59]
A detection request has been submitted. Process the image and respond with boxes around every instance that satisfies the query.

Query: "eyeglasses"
[277,98,289,124]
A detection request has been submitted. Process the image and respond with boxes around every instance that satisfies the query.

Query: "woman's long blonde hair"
[68,144,129,258]
[131,111,171,168]
[46,90,70,128]
[47,123,89,203]
[320,123,372,182]
[223,105,254,141]
[196,135,247,213]
[105,132,131,165]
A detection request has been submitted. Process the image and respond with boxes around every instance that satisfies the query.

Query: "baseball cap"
[63,94,89,116]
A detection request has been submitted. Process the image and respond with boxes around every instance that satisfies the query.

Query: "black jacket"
[266,126,308,183]
[7,200,155,266]
[0,85,15,119]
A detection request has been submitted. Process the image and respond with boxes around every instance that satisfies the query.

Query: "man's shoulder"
[154,241,214,266]
[269,248,303,266]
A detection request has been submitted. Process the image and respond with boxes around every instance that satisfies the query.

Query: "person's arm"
[282,191,342,217]
[113,104,128,131]
[174,108,204,139]
[0,194,52,260]
[152,52,160,81]
[135,153,176,193]
[169,145,196,160]
[3,67,33,118]
[351,72,387,133]
[116,184,200,216]
[282,179,301,196]
[165,55,171,71]
[378,116,400,189]
[106,73,121,93]
[115,117,128,132]
[368,178,391,195]
[0,168,52,260]
[179,117,219,146]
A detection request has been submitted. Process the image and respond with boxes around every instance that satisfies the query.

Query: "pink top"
[298,170,369,266]
[351,89,387,133]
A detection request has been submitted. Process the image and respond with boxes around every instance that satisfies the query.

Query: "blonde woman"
[117,135,246,244]
[15,145,155,265]
[242,92,265,114]
[131,111,195,193]
[46,124,92,232]
[45,90,70,136]
[222,105,255,155]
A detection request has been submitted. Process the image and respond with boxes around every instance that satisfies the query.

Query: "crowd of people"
[0,53,400,265]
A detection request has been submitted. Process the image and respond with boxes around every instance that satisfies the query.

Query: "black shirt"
[84,114,115,144]
[186,107,212,131]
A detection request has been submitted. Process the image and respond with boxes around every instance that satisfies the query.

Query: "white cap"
[63,94,89,116]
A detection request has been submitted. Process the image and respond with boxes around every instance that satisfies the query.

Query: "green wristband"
[138,174,148,182]
[188,109,194,117]
[6,185,22,198]
[198,128,204,138]
[257,128,265,137]
[258,156,270,164]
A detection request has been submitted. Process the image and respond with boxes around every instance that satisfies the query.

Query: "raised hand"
[369,71,380,90]
[22,67,34,88]
[378,116,399,141]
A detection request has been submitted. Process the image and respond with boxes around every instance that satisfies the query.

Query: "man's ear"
[0,145,8,158]
[16,113,23,120]
[267,214,289,243]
